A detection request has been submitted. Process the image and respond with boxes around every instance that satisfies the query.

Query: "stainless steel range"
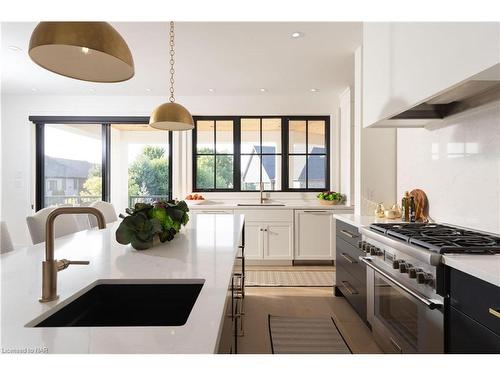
[359,222,500,354]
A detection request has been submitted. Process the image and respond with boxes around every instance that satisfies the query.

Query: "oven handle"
[359,256,443,310]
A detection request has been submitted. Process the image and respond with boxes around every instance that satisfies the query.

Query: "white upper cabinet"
[363,22,500,128]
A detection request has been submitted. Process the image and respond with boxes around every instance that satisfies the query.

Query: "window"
[193,118,235,190]
[288,119,327,189]
[43,123,103,207]
[241,118,282,191]
[31,117,172,212]
[110,123,171,214]
[192,116,329,192]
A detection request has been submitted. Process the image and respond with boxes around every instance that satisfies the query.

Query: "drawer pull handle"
[340,229,358,238]
[389,337,402,353]
[341,280,358,295]
[489,307,500,319]
[340,253,357,264]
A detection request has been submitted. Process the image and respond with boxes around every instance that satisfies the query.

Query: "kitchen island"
[1,213,244,354]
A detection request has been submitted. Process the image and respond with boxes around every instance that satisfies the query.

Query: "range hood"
[382,63,500,127]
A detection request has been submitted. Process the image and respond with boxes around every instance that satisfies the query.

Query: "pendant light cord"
[169,21,175,103]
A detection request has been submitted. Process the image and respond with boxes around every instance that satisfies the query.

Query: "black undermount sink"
[32,281,204,327]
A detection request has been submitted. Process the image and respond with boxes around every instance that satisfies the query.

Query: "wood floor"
[238,285,382,354]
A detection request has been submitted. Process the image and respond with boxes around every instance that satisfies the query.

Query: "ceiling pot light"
[310,88,319,92]
[149,22,194,131]
[291,32,304,38]
[259,88,267,92]
[28,22,134,83]
[208,88,215,92]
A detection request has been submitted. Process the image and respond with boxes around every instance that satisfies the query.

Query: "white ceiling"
[1,22,362,97]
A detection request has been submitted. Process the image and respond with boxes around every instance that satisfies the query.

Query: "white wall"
[339,87,353,206]
[397,104,500,234]
[1,93,339,247]
[354,46,398,216]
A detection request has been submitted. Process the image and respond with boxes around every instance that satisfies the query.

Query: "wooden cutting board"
[410,189,429,222]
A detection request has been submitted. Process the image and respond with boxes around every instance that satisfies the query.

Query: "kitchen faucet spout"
[40,207,106,302]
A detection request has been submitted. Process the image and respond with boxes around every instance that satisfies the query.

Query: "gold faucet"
[260,181,269,204]
[40,207,106,303]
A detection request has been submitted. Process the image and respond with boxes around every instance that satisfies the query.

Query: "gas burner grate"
[370,222,500,254]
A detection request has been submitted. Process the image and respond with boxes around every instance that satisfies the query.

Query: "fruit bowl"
[319,199,338,206]
[185,194,206,205]
[316,191,345,205]
[185,199,206,205]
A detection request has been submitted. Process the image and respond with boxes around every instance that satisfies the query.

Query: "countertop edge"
[442,255,500,287]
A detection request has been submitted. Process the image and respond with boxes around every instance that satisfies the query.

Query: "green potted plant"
[316,191,345,205]
[115,200,189,250]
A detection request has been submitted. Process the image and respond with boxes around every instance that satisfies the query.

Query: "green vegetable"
[317,191,345,203]
[116,200,190,250]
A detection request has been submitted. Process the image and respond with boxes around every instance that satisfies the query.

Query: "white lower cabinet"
[243,222,293,260]
[236,208,337,261]
[235,209,294,260]
[264,223,293,259]
[294,210,335,260]
[244,222,265,259]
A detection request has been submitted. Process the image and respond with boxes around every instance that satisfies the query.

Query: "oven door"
[362,258,444,353]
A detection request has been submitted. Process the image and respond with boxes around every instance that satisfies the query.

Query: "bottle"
[409,195,416,222]
[402,191,410,222]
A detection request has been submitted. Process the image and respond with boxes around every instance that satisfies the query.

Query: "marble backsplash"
[397,104,500,234]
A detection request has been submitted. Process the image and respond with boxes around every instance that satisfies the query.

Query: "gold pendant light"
[149,22,194,131]
[29,22,134,83]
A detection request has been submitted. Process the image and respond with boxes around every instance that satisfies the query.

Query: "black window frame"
[29,116,173,211]
[286,116,330,191]
[192,116,239,192]
[192,115,330,193]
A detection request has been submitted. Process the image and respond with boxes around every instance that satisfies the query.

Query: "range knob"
[370,246,379,256]
[358,241,364,249]
[392,259,401,269]
[408,268,417,278]
[399,262,408,273]
[416,272,427,284]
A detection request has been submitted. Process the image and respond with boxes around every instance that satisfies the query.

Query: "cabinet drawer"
[448,306,500,354]
[336,264,367,321]
[336,237,366,283]
[195,209,234,214]
[234,209,293,223]
[336,220,360,247]
[449,268,500,336]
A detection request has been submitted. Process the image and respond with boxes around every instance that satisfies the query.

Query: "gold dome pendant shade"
[29,22,134,83]
[149,102,194,130]
[149,21,194,131]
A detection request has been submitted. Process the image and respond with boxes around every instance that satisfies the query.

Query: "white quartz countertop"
[442,254,500,287]
[1,213,244,354]
[333,213,401,228]
[188,200,354,211]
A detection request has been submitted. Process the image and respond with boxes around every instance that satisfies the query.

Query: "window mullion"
[213,121,217,190]
[234,117,241,191]
[305,120,309,189]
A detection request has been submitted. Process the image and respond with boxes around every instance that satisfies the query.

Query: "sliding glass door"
[43,123,103,208]
[31,117,172,212]
[109,123,171,215]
